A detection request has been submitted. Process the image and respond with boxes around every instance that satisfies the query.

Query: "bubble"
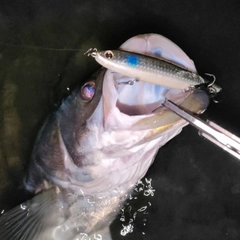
[20,204,27,210]
[94,234,102,240]
[120,224,134,236]
[138,206,147,212]
[118,178,156,236]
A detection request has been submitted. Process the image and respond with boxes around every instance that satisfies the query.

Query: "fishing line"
[0,41,85,52]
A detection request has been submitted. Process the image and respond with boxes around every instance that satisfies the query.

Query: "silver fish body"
[0,34,210,240]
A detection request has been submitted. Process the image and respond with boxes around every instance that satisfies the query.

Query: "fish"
[0,33,210,240]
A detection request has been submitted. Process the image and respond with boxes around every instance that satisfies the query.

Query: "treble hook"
[188,73,221,102]
[205,73,216,87]
[117,78,140,86]
[204,73,218,95]
[84,48,98,57]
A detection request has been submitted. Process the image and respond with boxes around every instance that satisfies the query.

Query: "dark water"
[1,0,240,239]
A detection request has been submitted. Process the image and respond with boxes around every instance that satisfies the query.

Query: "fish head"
[25,34,209,197]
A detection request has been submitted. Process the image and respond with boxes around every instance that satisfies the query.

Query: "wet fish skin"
[24,69,106,194]
[0,68,129,240]
[0,184,129,240]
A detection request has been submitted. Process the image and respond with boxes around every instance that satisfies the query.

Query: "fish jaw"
[81,79,208,196]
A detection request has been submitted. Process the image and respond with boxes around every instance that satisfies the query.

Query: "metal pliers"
[163,99,240,160]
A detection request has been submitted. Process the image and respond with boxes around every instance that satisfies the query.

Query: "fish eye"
[104,50,114,60]
[81,81,95,101]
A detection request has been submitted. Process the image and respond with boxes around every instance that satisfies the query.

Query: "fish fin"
[0,188,62,240]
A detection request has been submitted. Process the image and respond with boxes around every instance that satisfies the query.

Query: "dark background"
[0,0,240,239]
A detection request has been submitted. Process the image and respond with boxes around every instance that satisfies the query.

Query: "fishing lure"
[85,48,221,95]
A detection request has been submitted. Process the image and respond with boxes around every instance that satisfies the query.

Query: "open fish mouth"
[99,34,209,132]
[83,34,209,194]
[22,34,209,196]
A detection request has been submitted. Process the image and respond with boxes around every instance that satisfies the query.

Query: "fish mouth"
[115,73,174,116]
[102,70,209,132]
[81,68,209,194]
[114,74,189,116]
[76,34,209,194]
[100,34,209,132]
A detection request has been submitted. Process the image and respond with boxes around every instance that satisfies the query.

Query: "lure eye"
[81,81,95,101]
[104,50,114,60]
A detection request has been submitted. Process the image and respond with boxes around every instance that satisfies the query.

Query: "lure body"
[87,49,221,93]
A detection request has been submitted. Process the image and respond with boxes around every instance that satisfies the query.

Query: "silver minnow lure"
[85,48,221,93]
